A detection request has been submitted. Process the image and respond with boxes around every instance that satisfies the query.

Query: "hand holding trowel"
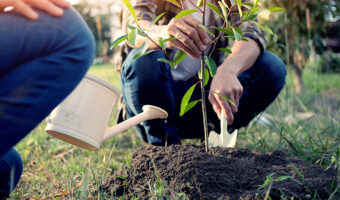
[208,110,238,148]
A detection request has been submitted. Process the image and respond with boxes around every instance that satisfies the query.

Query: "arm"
[208,38,260,124]
[208,0,266,124]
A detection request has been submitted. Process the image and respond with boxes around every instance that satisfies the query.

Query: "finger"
[208,92,221,119]
[170,29,201,58]
[50,0,70,9]
[215,93,234,124]
[229,96,238,114]
[177,20,206,52]
[185,18,211,45]
[13,0,39,20]
[170,28,202,57]
[234,85,243,108]
[1,0,12,10]
[26,0,63,17]
[169,38,200,59]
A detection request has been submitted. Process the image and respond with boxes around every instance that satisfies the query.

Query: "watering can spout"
[103,105,168,141]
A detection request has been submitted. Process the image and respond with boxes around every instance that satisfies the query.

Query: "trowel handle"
[221,110,228,134]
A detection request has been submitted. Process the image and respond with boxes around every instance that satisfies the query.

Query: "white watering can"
[45,74,168,151]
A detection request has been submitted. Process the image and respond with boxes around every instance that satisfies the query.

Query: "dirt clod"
[103,143,337,199]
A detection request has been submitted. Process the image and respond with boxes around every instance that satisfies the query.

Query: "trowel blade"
[208,131,221,148]
[221,129,238,148]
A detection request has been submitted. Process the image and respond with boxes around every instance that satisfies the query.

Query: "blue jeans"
[121,50,287,145]
[0,8,95,197]
[0,148,22,199]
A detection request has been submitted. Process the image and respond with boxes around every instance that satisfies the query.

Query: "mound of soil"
[103,144,338,199]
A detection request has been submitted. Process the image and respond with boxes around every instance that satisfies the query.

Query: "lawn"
[10,63,340,199]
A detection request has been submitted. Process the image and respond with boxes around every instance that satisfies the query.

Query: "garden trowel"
[208,111,238,148]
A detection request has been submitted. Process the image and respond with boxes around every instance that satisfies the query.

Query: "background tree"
[263,0,340,93]
[73,0,116,61]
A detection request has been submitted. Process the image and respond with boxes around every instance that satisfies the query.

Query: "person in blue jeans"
[0,0,95,198]
[120,0,287,146]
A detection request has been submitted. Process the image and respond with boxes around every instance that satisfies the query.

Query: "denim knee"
[257,51,287,92]
[56,7,96,76]
[0,148,23,199]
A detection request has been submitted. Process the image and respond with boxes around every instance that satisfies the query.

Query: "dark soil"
[102,144,338,200]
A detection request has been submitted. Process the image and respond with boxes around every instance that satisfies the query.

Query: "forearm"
[219,38,261,76]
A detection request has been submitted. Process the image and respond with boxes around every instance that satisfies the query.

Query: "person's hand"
[165,15,211,58]
[208,64,243,125]
[0,0,71,20]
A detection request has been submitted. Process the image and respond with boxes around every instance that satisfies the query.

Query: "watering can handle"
[102,105,168,141]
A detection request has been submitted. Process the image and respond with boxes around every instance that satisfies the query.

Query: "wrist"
[219,61,242,76]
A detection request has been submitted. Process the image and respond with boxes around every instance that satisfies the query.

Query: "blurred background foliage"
[72,0,340,92]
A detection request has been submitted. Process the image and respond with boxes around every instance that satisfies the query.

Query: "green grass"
[10,64,340,199]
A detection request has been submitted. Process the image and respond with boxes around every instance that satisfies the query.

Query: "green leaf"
[173,49,187,64]
[132,42,148,60]
[157,58,175,69]
[111,34,128,50]
[127,24,136,30]
[198,24,215,38]
[198,68,210,86]
[236,0,242,17]
[165,0,181,8]
[232,27,243,41]
[204,68,209,86]
[218,48,232,54]
[221,0,229,9]
[163,37,180,43]
[150,12,166,27]
[213,26,228,33]
[175,9,198,20]
[122,0,137,23]
[128,28,137,46]
[268,7,285,12]
[185,100,199,114]
[133,50,154,60]
[218,1,228,21]
[252,21,273,35]
[196,0,204,7]
[204,56,217,77]
[275,176,293,182]
[159,37,180,50]
[212,91,235,105]
[207,3,221,16]
[246,14,257,21]
[180,84,197,116]
[242,2,254,7]
[158,38,166,50]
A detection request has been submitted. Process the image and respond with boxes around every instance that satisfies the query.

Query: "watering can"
[45,74,168,151]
